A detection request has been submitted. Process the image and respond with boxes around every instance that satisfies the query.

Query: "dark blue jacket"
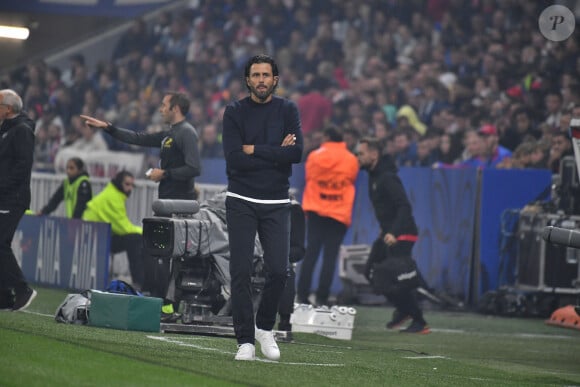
[222,96,303,200]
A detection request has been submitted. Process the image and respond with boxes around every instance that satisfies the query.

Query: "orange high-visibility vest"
[302,141,359,226]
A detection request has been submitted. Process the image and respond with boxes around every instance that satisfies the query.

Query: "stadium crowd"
[1,0,578,174]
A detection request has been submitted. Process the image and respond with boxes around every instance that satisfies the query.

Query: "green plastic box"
[89,290,162,332]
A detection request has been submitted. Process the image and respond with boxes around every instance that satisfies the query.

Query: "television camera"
[142,197,265,329]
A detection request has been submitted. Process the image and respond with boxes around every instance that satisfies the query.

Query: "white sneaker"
[255,327,280,361]
[235,343,255,361]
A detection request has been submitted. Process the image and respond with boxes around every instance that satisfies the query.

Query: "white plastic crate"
[290,304,356,340]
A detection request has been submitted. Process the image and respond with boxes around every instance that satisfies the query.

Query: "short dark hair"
[323,126,343,142]
[359,136,383,154]
[244,54,279,92]
[166,92,190,116]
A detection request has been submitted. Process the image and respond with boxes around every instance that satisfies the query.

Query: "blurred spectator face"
[417,139,431,160]
[530,146,545,165]
[440,134,451,154]
[551,134,571,156]
[481,132,499,154]
[202,123,218,145]
[515,112,531,133]
[465,132,485,158]
[47,123,62,140]
[396,116,411,131]
[394,132,410,153]
[343,130,360,152]
[545,94,562,114]
[374,123,389,140]
[559,112,572,132]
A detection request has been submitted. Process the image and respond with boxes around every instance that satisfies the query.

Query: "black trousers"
[369,238,426,324]
[111,233,144,288]
[278,265,296,317]
[297,212,347,304]
[0,205,28,293]
[226,196,290,345]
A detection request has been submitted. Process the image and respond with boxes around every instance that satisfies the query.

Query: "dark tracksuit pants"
[297,211,347,304]
[278,265,296,321]
[226,196,290,345]
[111,233,144,288]
[0,206,28,293]
[370,238,426,325]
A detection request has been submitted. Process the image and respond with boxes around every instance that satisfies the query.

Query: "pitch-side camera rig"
[142,199,236,335]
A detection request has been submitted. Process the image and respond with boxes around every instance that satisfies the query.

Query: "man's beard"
[250,84,275,101]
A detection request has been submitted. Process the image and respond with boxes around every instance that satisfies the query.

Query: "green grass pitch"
[1,286,579,386]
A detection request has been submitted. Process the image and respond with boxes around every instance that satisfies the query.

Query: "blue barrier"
[198,159,552,302]
[15,215,111,291]
[477,168,552,298]
[331,167,479,302]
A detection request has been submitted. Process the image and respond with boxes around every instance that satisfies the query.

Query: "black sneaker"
[400,320,431,334]
[161,312,181,323]
[12,287,37,312]
[386,310,411,329]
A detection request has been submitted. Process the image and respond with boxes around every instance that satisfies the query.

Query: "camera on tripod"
[142,199,226,323]
[142,195,266,326]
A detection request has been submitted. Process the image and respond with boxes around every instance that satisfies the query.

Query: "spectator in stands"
[548,131,574,173]
[357,137,430,334]
[409,135,437,167]
[457,130,488,168]
[478,124,512,168]
[392,129,418,167]
[199,122,224,158]
[435,132,462,166]
[65,116,108,152]
[297,126,359,306]
[417,79,447,126]
[38,157,92,219]
[343,127,361,154]
[113,18,153,64]
[0,89,38,312]
[297,77,333,136]
[501,108,541,152]
[82,170,144,289]
[544,91,564,131]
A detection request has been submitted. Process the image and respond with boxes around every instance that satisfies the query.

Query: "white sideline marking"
[403,355,448,360]
[23,311,53,318]
[148,335,345,366]
[430,328,575,340]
